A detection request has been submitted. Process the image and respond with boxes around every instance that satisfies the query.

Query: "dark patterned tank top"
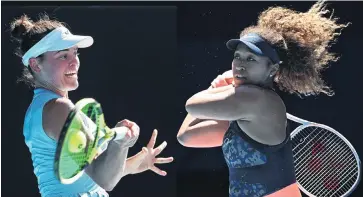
[222,121,296,197]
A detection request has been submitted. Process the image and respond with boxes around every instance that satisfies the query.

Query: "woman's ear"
[269,63,280,77]
[29,58,41,73]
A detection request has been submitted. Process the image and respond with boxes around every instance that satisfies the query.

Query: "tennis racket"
[288,113,361,197]
[54,98,127,184]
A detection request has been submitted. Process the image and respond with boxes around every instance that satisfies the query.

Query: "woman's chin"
[66,82,79,91]
[233,78,245,87]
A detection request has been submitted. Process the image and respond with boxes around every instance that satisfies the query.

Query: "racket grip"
[112,126,129,141]
[95,126,129,155]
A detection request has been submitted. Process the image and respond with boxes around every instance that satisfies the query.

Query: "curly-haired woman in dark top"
[178,1,349,196]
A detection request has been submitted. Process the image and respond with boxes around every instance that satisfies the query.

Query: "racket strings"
[59,137,95,178]
[322,160,358,197]
[292,127,322,159]
[293,129,331,168]
[294,130,345,178]
[328,165,359,197]
[59,157,86,177]
[58,103,102,180]
[320,152,358,196]
[295,133,344,181]
[293,127,346,174]
[308,139,358,197]
[306,144,354,195]
[295,135,342,191]
[291,126,359,197]
[295,135,357,197]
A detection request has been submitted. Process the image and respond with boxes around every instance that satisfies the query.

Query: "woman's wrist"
[122,159,134,176]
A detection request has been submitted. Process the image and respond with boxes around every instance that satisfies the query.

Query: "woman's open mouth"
[65,71,78,78]
[233,75,246,86]
[235,74,243,79]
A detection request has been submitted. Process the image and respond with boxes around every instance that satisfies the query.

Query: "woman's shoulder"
[42,97,75,141]
[234,85,286,120]
[235,85,284,106]
[43,97,74,115]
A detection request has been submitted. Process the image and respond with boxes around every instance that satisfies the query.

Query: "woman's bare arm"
[43,98,131,191]
[177,113,229,148]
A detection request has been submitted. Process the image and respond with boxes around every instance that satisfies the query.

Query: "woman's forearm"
[205,84,234,93]
[180,86,229,137]
[121,159,133,177]
[178,86,218,138]
[85,140,129,191]
[177,113,229,148]
[178,85,231,147]
[121,152,144,176]
[186,85,234,107]
[177,113,204,139]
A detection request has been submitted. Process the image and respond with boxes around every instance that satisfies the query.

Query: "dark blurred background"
[2,1,363,197]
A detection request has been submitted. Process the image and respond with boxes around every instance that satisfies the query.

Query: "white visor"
[22,26,94,66]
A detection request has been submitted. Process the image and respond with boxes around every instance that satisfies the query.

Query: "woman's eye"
[59,54,67,60]
[247,57,256,62]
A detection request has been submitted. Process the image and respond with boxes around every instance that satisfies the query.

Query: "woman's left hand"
[210,70,234,88]
[126,129,174,176]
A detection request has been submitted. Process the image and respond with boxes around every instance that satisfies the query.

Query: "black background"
[2,2,363,197]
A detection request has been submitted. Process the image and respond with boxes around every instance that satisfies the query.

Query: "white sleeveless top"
[23,88,109,197]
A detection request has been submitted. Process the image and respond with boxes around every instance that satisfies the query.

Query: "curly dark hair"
[240,1,350,96]
[10,14,64,88]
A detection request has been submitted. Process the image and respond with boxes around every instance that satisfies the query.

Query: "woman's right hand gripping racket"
[54,98,129,184]
[288,113,361,197]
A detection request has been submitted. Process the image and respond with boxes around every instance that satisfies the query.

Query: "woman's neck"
[34,80,68,98]
[261,79,274,90]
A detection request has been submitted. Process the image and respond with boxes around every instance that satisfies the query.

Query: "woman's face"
[35,46,80,92]
[232,43,274,87]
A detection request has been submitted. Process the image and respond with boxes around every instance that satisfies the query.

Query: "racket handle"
[109,126,129,141]
[96,126,130,155]
[95,126,125,156]
[97,126,127,145]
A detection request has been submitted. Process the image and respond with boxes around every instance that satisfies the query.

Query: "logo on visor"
[61,29,71,39]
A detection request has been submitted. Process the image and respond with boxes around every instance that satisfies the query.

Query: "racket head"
[290,121,361,197]
[54,98,104,184]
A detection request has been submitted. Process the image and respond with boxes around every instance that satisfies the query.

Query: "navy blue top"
[222,121,296,197]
